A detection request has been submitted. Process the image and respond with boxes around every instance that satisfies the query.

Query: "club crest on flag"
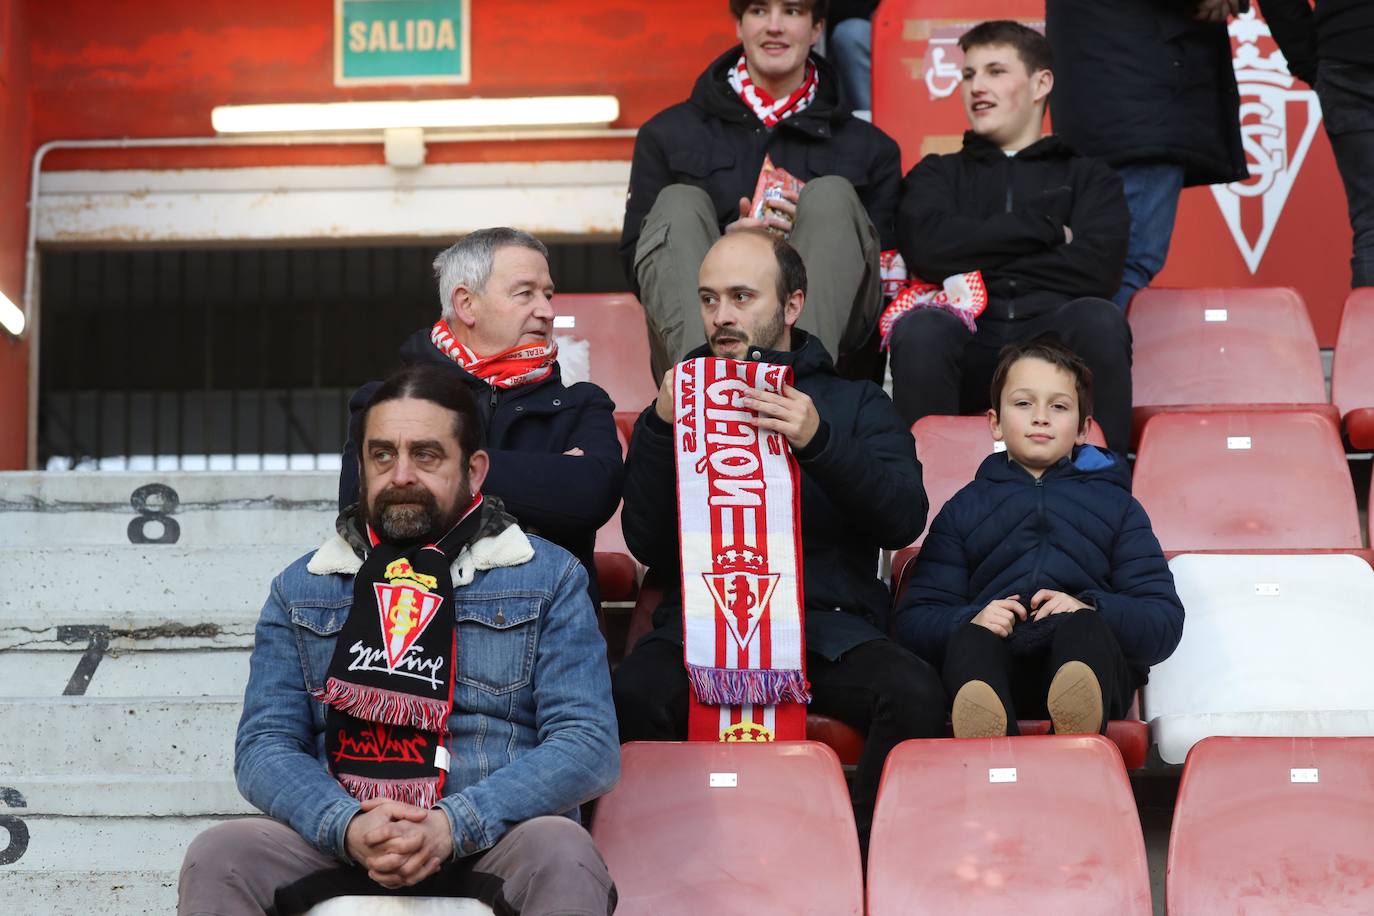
[703,545,781,652]
[1211,11,1322,274]
[374,558,444,670]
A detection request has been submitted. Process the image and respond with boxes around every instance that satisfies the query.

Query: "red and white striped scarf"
[674,357,811,743]
[728,54,819,128]
[430,320,557,390]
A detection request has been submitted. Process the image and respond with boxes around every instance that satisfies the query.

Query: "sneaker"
[951,679,1008,738]
[1047,660,1104,735]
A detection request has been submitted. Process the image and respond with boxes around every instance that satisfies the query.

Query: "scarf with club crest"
[315,494,488,807]
[430,320,558,390]
[674,356,811,743]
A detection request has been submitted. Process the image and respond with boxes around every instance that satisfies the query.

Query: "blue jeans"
[1113,162,1186,309]
[1316,60,1374,288]
[829,18,872,112]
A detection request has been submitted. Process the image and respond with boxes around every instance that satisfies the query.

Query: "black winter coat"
[621,330,927,659]
[338,329,625,598]
[618,46,902,292]
[1258,0,1374,84]
[1045,0,1248,188]
[897,132,1130,321]
[894,446,1184,677]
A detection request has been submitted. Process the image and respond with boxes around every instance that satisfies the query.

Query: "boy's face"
[988,357,1088,476]
[961,43,1052,150]
[736,1,823,87]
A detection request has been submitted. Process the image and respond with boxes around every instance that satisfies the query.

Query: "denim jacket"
[233,522,620,860]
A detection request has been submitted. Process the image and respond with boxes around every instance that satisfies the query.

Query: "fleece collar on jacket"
[961,130,1081,163]
[306,523,536,587]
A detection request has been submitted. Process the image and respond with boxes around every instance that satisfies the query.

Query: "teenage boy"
[890,21,1134,454]
[893,339,1184,738]
[621,0,902,379]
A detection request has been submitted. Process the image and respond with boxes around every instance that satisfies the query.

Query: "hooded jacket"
[619,45,903,293]
[621,330,926,658]
[897,131,1130,322]
[894,445,1184,676]
[338,328,625,597]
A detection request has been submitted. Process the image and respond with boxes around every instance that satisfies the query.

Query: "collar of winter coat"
[692,45,850,136]
[683,328,835,378]
[974,443,1130,490]
[960,130,1081,163]
[398,326,567,392]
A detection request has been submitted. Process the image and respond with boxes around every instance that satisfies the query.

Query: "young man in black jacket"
[890,21,1134,454]
[620,0,902,380]
[612,229,946,854]
[337,228,624,603]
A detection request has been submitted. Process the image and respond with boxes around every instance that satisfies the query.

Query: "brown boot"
[951,679,1008,738]
[1047,660,1104,735]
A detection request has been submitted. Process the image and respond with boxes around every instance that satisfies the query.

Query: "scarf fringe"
[315,678,451,733]
[687,664,812,707]
[338,773,439,809]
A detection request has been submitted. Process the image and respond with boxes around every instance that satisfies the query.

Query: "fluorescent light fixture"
[0,290,23,336]
[212,96,620,134]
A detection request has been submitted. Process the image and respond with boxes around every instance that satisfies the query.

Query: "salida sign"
[335,0,471,85]
[873,2,1352,344]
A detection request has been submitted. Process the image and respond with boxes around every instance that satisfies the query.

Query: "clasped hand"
[971,590,1091,637]
[344,796,454,889]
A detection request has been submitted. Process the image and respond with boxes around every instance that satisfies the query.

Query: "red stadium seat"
[867,735,1151,915]
[552,293,658,414]
[593,741,864,915]
[1167,736,1374,915]
[1127,288,1336,448]
[1332,288,1374,449]
[1133,410,1360,554]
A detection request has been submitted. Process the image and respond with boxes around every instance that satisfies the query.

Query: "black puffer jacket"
[621,331,926,658]
[1045,0,1248,187]
[619,46,902,292]
[897,132,1129,321]
[338,329,625,599]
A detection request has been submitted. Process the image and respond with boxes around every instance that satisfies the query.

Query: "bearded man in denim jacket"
[177,365,620,916]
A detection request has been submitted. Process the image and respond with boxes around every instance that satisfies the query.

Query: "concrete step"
[10,774,252,817]
[0,646,249,697]
[5,867,183,916]
[0,470,337,548]
[0,696,238,776]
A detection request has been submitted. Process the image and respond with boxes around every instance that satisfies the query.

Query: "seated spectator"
[612,229,946,855]
[1260,0,1374,289]
[178,365,620,915]
[826,1,879,115]
[894,340,1184,738]
[620,0,902,381]
[889,20,1133,454]
[338,228,623,605]
[1046,0,1248,308]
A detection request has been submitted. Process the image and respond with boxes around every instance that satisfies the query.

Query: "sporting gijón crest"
[374,558,445,670]
[703,546,781,652]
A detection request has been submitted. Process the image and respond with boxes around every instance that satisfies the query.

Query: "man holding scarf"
[178,365,620,914]
[620,0,902,380]
[338,228,624,605]
[612,229,947,855]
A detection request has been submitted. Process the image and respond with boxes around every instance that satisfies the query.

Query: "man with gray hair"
[339,228,624,603]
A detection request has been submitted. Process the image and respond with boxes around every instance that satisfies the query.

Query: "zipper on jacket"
[1025,476,1046,602]
[1005,157,1016,320]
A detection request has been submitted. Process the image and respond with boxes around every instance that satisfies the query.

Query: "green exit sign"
[335,0,471,85]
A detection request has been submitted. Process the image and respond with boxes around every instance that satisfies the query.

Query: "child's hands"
[1029,590,1091,622]
[971,596,1027,637]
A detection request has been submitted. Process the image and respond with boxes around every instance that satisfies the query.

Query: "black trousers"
[1316,59,1374,288]
[940,611,1138,735]
[888,298,1134,454]
[612,635,948,848]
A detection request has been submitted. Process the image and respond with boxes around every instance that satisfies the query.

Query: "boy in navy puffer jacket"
[894,339,1183,737]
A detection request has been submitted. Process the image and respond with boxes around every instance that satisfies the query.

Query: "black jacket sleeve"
[483,385,624,543]
[795,383,928,548]
[996,158,1130,298]
[618,121,675,296]
[897,154,1065,281]
[860,132,905,251]
[1255,0,1319,85]
[620,405,681,571]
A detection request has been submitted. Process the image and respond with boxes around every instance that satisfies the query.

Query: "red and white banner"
[673,356,810,743]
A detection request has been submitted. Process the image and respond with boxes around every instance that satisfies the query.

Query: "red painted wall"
[0,0,31,470]
[873,0,1354,345]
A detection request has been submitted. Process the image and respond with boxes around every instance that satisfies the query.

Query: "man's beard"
[362,476,472,544]
[710,307,786,357]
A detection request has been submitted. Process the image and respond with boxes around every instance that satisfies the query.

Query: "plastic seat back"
[1332,288,1374,448]
[1168,736,1374,915]
[1145,553,1374,763]
[593,741,863,915]
[867,736,1151,915]
[1133,410,1360,554]
[552,293,657,413]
